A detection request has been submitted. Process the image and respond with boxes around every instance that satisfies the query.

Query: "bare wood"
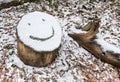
[69,33,120,68]
[82,20,99,40]
[17,37,58,67]
[79,41,120,67]
[82,19,100,31]
[69,20,99,42]
[68,20,120,68]
[82,22,92,31]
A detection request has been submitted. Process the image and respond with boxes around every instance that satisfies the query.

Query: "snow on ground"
[0,0,120,82]
[95,38,120,55]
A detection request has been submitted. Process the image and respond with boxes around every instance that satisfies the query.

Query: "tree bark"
[17,35,58,67]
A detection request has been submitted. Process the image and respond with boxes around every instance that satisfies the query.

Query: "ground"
[0,0,120,82]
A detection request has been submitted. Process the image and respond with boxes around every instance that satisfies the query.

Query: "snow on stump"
[16,11,62,67]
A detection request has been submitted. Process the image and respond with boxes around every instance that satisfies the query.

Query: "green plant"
[74,22,82,29]
[20,4,27,11]
[11,64,17,68]
[47,0,59,7]
[9,51,14,55]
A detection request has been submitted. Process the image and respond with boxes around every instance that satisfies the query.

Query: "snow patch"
[69,26,87,34]
[94,38,120,54]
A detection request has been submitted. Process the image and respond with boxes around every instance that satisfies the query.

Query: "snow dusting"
[0,0,120,82]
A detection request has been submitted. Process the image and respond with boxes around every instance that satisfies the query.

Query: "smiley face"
[17,11,62,52]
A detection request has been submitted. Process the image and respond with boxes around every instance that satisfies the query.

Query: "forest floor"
[0,0,120,82]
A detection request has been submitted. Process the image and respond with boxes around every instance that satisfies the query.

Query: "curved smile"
[29,27,54,41]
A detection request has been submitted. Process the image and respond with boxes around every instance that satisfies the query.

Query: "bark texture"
[17,36,58,67]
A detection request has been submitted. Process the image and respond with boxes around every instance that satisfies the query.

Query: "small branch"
[82,22,92,31]
[68,20,100,42]
[68,20,120,68]
[82,20,99,40]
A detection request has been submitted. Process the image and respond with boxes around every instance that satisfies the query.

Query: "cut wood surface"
[69,20,120,68]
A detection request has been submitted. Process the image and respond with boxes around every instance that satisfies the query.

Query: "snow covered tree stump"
[16,12,62,67]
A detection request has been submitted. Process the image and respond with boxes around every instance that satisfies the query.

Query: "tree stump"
[16,11,62,67]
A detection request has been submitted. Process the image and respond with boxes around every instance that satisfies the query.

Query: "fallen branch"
[69,20,99,42]
[68,20,120,68]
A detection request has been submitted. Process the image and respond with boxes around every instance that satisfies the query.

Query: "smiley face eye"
[28,23,31,26]
[42,19,45,21]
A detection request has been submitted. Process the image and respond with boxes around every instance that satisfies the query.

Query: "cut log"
[17,37,58,67]
[16,11,62,67]
[68,20,120,68]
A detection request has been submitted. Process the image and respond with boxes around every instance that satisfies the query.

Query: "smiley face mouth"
[29,27,54,41]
